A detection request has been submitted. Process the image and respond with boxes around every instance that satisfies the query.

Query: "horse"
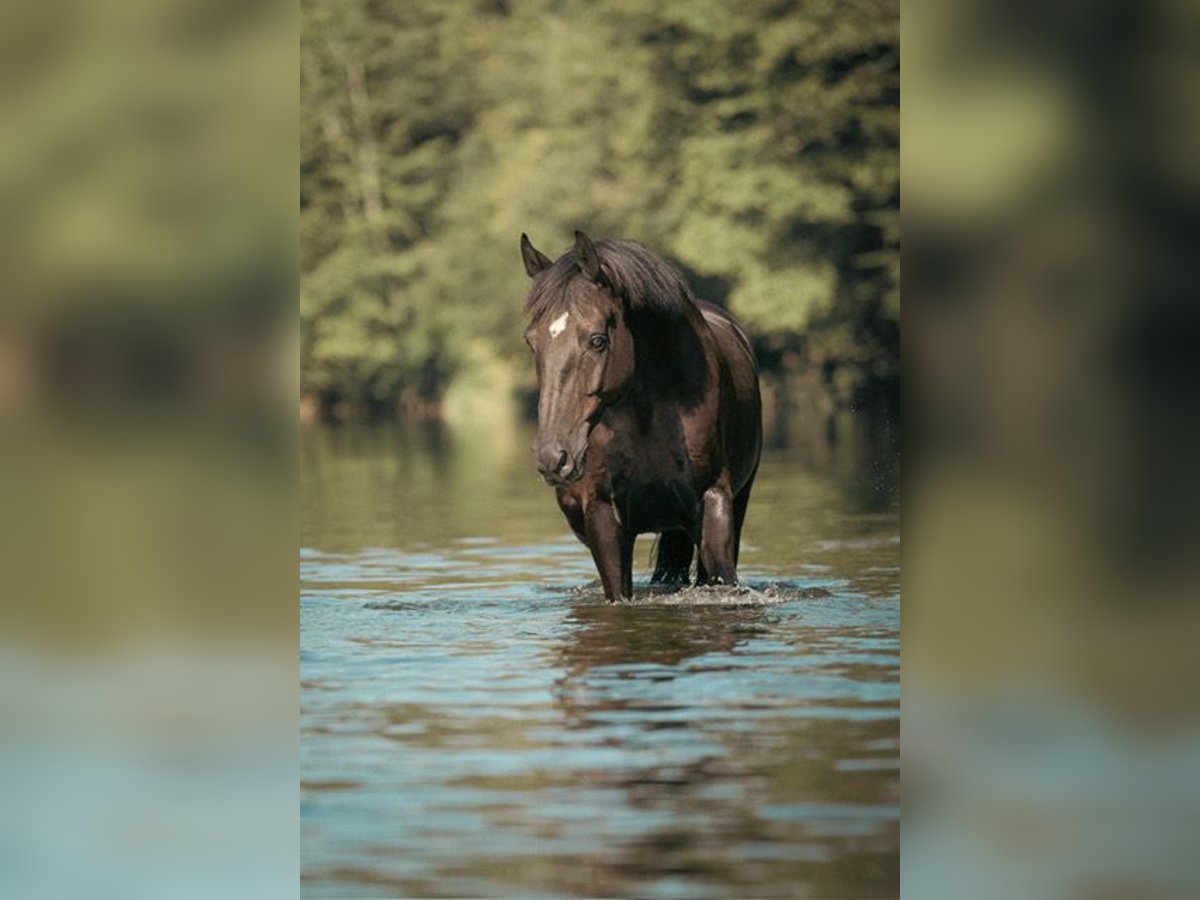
[520,230,762,602]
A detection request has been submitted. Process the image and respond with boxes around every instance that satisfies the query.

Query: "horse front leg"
[698,477,738,586]
[585,500,631,602]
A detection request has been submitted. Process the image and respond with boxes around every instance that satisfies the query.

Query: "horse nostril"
[555,450,568,471]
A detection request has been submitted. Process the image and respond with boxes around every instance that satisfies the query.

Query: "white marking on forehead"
[548,311,570,338]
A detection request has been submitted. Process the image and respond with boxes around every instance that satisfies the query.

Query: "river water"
[301,421,899,897]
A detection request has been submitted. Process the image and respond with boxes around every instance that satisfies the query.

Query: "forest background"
[300,0,899,455]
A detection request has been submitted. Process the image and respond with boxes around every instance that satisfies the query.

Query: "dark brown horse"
[520,230,762,602]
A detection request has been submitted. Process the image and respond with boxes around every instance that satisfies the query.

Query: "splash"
[566,580,835,607]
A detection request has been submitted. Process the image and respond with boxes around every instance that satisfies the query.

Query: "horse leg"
[651,530,694,585]
[585,500,631,602]
[732,480,754,567]
[620,532,635,599]
[698,478,738,585]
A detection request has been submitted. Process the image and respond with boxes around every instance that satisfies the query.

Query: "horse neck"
[629,308,710,403]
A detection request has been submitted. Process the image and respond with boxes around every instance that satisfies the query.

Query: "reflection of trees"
[540,600,899,897]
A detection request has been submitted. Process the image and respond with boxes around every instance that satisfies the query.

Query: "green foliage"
[301,0,898,415]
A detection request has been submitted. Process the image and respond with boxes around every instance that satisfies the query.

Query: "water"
[301,422,899,898]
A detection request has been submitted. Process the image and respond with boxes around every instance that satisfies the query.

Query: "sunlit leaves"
[300,0,898,413]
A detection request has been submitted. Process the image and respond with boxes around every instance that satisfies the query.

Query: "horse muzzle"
[535,447,587,486]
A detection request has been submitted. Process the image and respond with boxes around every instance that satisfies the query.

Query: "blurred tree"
[300,0,898,423]
[300,0,480,416]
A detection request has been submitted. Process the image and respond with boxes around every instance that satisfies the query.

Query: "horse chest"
[605,439,698,533]
[622,480,697,533]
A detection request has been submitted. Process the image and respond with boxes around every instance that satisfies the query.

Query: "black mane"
[525,239,699,321]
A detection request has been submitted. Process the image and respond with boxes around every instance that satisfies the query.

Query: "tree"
[300,0,899,421]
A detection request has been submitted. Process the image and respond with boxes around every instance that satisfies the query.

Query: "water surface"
[301,422,899,897]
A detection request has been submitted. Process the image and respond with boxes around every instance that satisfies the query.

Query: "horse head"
[521,230,635,485]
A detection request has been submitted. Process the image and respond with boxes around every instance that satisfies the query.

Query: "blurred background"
[299,0,900,471]
[0,0,296,897]
[905,0,1200,896]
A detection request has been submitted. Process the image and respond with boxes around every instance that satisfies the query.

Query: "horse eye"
[588,334,609,351]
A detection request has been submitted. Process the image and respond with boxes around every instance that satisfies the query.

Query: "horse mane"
[525,239,700,321]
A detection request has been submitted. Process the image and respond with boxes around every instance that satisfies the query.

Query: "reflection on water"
[301,421,899,897]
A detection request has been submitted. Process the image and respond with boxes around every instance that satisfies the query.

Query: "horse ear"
[574,230,602,282]
[520,233,551,277]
